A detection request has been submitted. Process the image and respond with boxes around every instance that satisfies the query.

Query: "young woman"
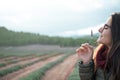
[76,12,120,80]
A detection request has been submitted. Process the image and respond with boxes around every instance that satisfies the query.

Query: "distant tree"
[0,26,97,46]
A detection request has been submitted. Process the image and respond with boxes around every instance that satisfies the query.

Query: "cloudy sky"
[0,0,120,37]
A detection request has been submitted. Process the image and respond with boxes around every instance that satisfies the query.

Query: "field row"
[0,53,79,80]
[0,45,78,80]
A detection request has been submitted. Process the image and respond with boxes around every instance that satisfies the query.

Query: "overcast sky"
[0,0,120,37]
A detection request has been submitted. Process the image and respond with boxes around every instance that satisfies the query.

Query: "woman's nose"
[98,27,103,33]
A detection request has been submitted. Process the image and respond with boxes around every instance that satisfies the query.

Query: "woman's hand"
[76,43,94,64]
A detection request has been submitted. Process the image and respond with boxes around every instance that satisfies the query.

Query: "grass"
[0,44,76,57]
[67,62,80,80]
[0,60,19,68]
[0,63,6,68]
[0,45,76,79]
[19,53,73,80]
[0,53,62,77]
[0,65,25,77]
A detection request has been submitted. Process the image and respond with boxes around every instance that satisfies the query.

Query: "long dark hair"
[105,12,120,80]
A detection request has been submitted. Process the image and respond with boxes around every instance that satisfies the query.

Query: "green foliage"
[67,63,80,80]
[19,53,73,80]
[0,63,6,68]
[7,60,19,64]
[0,53,61,77]
[0,65,24,77]
[0,27,97,47]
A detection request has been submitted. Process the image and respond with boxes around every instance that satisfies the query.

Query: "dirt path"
[0,56,16,63]
[0,54,64,80]
[0,56,41,70]
[42,54,78,80]
[0,55,36,64]
[0,54,52,71]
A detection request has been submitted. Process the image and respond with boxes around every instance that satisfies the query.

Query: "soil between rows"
[42,54,78,80]
[0,54,64,80]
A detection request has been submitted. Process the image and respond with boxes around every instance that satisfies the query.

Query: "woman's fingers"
[85,43,94,53]
[76,46,84,53]
[76,43,94,64]
[76,43,93,54]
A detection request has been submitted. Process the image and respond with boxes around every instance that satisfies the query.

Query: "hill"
[0,26,97,46]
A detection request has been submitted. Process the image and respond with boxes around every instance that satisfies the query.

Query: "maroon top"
[96,45,108,69]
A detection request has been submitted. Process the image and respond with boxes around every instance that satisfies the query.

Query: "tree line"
[0,27,98,47]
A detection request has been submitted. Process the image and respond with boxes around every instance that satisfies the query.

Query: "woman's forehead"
[106,16,112,25]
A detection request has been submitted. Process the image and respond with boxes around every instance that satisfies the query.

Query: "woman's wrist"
[79,59,93,65]
[83,61,90,64]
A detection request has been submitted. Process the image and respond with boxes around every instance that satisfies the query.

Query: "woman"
[76,12,120,80]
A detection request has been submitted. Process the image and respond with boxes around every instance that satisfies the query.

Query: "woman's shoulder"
[95,68,110,80]
[95,68,104,80]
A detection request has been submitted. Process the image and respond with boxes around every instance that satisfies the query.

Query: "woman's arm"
[78,60,95,80]
[76,43,94,80]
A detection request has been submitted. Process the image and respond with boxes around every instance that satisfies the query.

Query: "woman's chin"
[97,38,102,44]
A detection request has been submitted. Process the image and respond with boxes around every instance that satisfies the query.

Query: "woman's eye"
[104,24,111,29]
[104,26,109,29]
[104,27,108,29]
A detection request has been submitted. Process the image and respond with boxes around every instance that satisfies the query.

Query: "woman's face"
[97,17,112,47]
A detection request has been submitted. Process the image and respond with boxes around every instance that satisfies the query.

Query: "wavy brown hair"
[105,12,120,80]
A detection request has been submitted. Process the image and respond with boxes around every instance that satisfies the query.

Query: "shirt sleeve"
[78,60,95,80]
